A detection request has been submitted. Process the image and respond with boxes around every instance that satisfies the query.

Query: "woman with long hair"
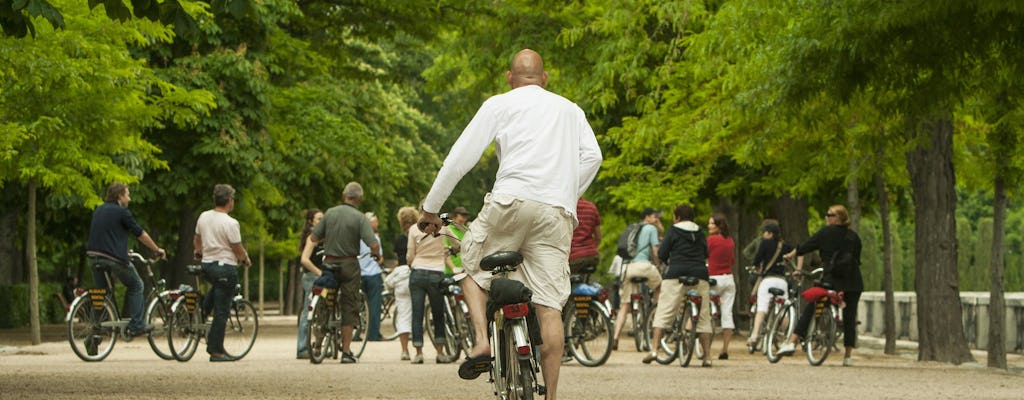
[707,213,736,359]
[296,208,324,359]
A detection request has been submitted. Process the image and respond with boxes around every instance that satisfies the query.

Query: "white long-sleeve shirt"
[422,85,602,222]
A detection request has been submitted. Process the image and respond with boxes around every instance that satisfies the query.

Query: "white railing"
[858,292,1024,353]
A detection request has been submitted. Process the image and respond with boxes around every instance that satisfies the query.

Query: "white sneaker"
[843,357,852,367]
[777,342,796,356]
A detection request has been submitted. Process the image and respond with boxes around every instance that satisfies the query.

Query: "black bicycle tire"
[67,296,118,362]
[144,297,174,360]
[167,297,200,362]
[570,300,613,367]
[805,304,834,366]
[223,299,258,360]
[678,302,698,367]
[765,305,789,363]
[654,311,678,365]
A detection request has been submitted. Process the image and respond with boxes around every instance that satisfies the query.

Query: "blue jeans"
[296,272,317,355]
[361,273,384,341]
[201,262,238,355]
[90,258,145,333]
[409,269,446,347]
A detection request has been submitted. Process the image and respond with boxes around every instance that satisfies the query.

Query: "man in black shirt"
[86,183,166,337]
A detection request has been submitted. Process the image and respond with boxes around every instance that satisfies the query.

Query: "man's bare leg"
[341,325,354,353]
[461,276,491,357]
[535,305,563,400]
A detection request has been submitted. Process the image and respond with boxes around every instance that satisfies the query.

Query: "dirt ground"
[2,315,1023,400]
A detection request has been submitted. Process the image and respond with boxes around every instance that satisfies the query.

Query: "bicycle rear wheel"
[223,299,258,359]
[308,299,332,364]
[805,303,835,366]
[631,298,646,351]
[145,297,174,360]
[68,297,118,362]
[167,298,200,362]
[677,303,698,367]
[567,300,613,367]
[653,311,678,364]
[765,305,792,363]
[502,323,535,400]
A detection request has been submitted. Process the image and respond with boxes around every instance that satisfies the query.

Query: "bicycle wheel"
[68,297,118,362]
[502,323,535,400]
[654,311,678,364]
[441,300,462,358]
[677,303,698,367]
[568,300,613,367]
[352,294,369,358]
[805,303,835,366]
[223,299,258,359]
[308,299,331,364]
[145,297,174,360]
[631,298,645,351]
[454,300,475,359]
[167,297,200,362]
[765,305,791,363]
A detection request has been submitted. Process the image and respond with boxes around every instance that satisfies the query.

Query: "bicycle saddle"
[768,287,786,296]
[708,278,718,287]
[629,276,649,283]
[480,251,523,272]
[577,264,598,275]
[679,276,700,286]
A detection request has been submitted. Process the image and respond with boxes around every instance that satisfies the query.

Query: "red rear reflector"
[312,287,324,295]
[454,294,465,302]
[710,296,721,303]
[775,298,786,305]
[517,345,531,355]
[630,294,643,300]
[502,303,530,319]
[688,296,702,304]
[74,288,88,297]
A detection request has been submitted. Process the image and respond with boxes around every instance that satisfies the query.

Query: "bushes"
[0,283,66,328]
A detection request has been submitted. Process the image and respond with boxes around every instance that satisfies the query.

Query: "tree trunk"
[875,170,896,355]
[906,115,974,364]
[26,181,41,345]
[171,206,197,286]
[847,158,861,232]
[0,208,19,286]
[258,242,265,316]
[987,174,1007,369]
[771,193,809,248]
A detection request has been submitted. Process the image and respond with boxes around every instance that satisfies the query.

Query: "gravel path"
[2,315,1022,399]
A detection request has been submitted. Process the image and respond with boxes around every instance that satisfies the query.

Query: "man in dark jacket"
[644,205,715,367]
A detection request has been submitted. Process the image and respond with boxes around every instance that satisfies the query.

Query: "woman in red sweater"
[707,213,736,359]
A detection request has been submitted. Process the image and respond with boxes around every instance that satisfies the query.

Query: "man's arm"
[137,231,166,259]
[231,243,251,267]
[193,234,203,260]
[300,236,321,276]
[576,113,603,197]
[421,103,499,214]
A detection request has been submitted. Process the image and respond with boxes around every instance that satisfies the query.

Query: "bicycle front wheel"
[223,299,258,360]
[353,294,369,358]
[568,300,613,367]
[145,297,174,360]
[68,297,118,362]
[167,298,200,362]
[453,299,475,359]
[677,303,698,367]
[805,303,835,366]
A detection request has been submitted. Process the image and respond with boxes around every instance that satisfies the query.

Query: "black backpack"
[616,223,643,259]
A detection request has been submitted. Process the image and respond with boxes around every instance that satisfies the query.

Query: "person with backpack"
[745,222,794,352]
[611,208,664,351]
[777,205,863,366]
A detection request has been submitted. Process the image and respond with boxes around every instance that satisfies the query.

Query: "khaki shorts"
[461,193,574,311]
[618,261,662,301]
[652,278,713,334]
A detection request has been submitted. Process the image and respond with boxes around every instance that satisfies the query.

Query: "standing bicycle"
[778,205,863,367]
[166,264,259,361]
[745,222,795,355]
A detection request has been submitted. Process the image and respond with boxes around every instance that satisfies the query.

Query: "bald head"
[507,49,548,88]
